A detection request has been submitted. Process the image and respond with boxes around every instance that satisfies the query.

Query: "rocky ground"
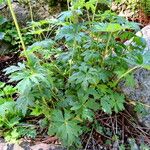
[0,139,64,150]
[121,25,150,128]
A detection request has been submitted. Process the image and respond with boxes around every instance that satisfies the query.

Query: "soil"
[0,52,21,83]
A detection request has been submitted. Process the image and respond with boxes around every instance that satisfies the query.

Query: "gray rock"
[0,142,65,150]
[0,2,29,26]
[121,25,150,128]
[136,25,150,53]
[0,1,61,26]
[30,143,65,150]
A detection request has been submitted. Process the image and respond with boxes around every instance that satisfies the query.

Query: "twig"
[122,115,125,143]
[84,127,94,150]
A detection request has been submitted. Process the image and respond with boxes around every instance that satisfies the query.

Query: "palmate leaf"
[48,110,81,146]
[4,63,25,75]
[16,93,35,116]
[101,95,112,114]
[110,93,125,113]
[56,24,86,43]
[81,50,99,62]
[69,64,100,90]
[124,74,135,87]
[0,102,15,117]
[70,89,99,121]
[92,23,125,33]
[27,39,55,52]
[58,10,82,21]
[101,92,125,114]
[71,99,97,122]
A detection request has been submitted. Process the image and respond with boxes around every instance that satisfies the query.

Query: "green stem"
[105,32,112,55]
[7,0,26,52]
[114,65,140,86]
[67,0,70,10]
[37,85,48,107]
[101,32,112,67]
[92,1,98,22]
[28,0,34,22]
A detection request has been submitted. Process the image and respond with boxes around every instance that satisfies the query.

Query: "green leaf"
[81,108,94,122]
[92,23,125,33]
[69,64,100,90]
[134,103,148,117]
[49,110,81,146]
[0,32,5,40]
[81,50,99,62]
[0,102,15,117]
[86,99,100,111]
[125,74,135,88]
[58,10,82,22]
[95,122,103,134]
[101,95,112,114]
[141,51,150,70]
[4,63,25,75]
[27,39,55,52]
[0,16,7,25]
[16,94,35,115]
[110,93,125,113]
[3,85,16,96]
[56,24,86,43]
[0,82,5,88]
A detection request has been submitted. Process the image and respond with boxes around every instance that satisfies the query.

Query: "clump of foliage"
[141,0,150,15]
[0,16,7,40]
[0,19,35,52]
[115,0,150,16]
[0,81,37,142]
[0,0,150,149]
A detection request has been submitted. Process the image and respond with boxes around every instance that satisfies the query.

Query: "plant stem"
[28,0,34,22]
[67,0,70,10]
[7,0,26,52]
[101,32,112,67]
[114,65,140,86]
[84,127,94,150]
[127,100,150,108]
[38,85,48,107]
[92,1,98,21]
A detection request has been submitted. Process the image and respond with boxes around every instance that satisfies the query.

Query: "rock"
[0,2,29,26]
[121,25,150,128]
[30,143,65,150]
[0,1,62,26]
[136,25,150,53]
[0,142,65,150]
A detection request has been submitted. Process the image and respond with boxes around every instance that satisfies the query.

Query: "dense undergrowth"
[0,0,150,149]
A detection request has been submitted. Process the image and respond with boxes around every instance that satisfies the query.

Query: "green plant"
[141,0,150,15]
[3,0,150,148]
[0,16,7,40]
[0,0,34,51]
[0,21,34,47]
[0,81,37,141]
[0,82,18,131]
